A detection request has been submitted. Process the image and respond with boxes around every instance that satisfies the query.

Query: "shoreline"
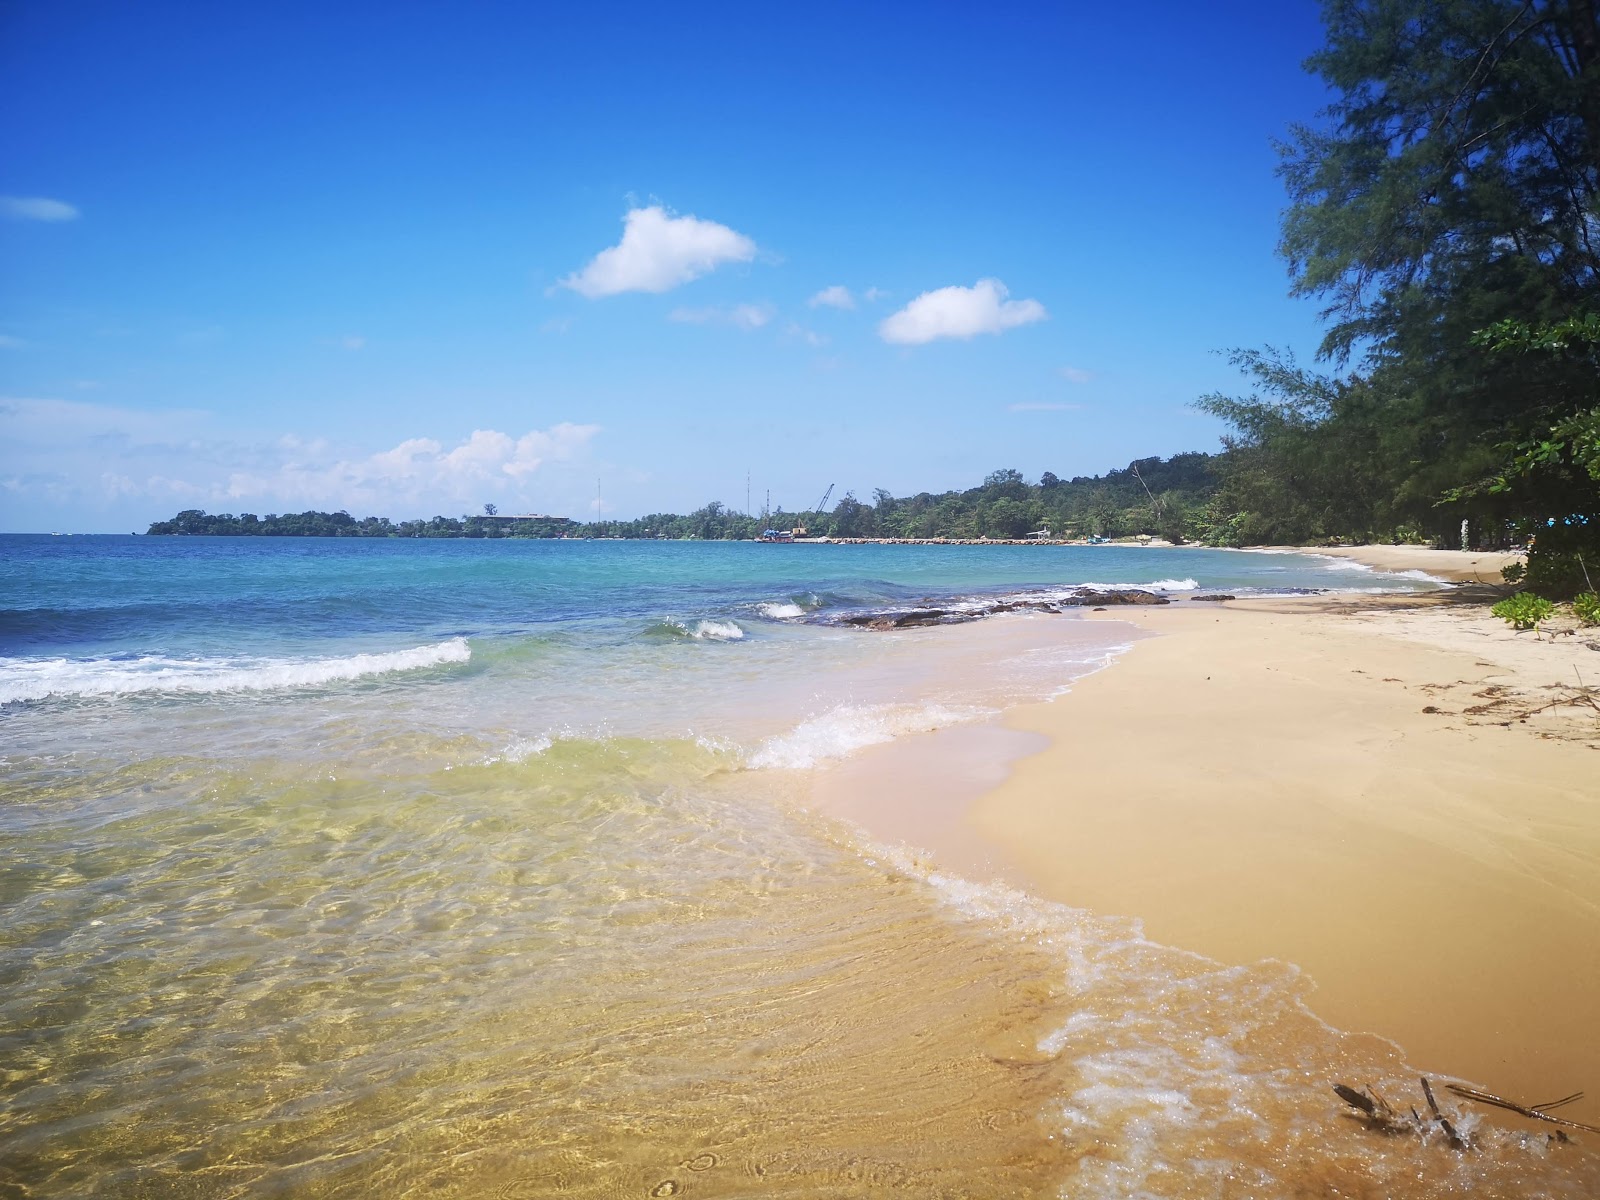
[807,555,1599,1130]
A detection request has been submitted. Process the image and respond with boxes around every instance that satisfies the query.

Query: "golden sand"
[810,548,1600,1136]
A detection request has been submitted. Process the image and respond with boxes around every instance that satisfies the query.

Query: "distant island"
[145,453,1219,544]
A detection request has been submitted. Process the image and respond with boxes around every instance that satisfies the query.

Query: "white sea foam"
[0,638,471,704]
[691,619,745,641]
[1144,577,1200,591]
[1310,555,1447,584]
[491,734,555,763]
[756,601,806,620]
[1045,577,1201,595]
[747,701,990,769]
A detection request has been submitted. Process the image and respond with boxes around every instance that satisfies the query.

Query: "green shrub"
[1575,592,1600,626]
[1491,592,1556,631]
[1501,561,1526,585]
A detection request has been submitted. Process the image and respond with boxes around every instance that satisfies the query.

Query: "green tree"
[1201,0,1599,550]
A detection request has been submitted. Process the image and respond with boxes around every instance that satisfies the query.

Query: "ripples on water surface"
[2,536,1594,1197]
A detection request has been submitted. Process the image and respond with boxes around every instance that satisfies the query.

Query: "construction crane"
[793,484,834,538]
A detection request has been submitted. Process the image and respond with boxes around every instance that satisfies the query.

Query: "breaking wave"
[0,638,471,704]
[756,601,807,620]
[644,618,747,642]
[747,701,991,769]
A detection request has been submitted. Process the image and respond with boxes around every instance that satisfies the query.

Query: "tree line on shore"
[143,452,1221,543]
[151,3,1597,598]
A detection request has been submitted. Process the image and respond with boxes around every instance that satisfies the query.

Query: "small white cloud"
[668,303,774,330]
[808,285,854,310]
[1059,367,1092,384]
[863,287,888,302]
[879,278,1046,345]
[1,196,79,222]
[340,335,366,351]
[785,322,829,347]
[540,318,571,335]
[1007,402,1083,413]
[0,335,25,349]
[561,205,757,298]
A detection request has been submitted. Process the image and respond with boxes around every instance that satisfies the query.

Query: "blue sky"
[1,1,1333,531]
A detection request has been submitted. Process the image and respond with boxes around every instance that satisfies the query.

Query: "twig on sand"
[1446,1084,1598,1136]
[1334,1077,1596,1149]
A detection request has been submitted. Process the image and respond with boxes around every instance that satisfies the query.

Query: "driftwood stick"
[1421,1077,1465,1149]
[1446,1084,1600,1135]
[1532,1090,1585,1113]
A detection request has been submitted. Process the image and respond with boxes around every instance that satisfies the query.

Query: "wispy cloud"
[0,396,602,517]
[668,303,774,330]
[340,335,366,351]
[560,206,757,298]
[1,195,79,222]
[808,285,855,310]
[863,287,889,302]
[879,278,1046,345]
[1059,367,1093,384]
[784,322,829,347]
[1007,402,1083,413]
[0,335,25,349]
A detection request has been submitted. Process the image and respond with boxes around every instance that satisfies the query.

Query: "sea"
[2,534,1593,1198]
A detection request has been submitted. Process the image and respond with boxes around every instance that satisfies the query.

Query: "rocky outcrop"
[1057,589,1169,606]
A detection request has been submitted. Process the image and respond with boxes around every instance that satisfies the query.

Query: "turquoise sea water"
[4,536,1593,1198]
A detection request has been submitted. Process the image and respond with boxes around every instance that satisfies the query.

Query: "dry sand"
[810,550,1600,1128]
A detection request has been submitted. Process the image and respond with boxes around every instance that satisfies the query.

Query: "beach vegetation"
[1196,0,1599,588]
[146,453,1223,543]
[1491,592,1556,631]
[1574,592,1600,625]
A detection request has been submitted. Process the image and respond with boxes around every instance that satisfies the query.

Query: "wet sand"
[809,560,1600,1132]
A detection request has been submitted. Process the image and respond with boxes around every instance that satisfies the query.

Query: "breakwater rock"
[840,589,1170,630]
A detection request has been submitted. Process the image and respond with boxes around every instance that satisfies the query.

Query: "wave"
[0,638,471,704]
[646,618,746,641]
[1309,555,1447,584]
[747,701,991,769]
[1061,578,1200,593]
[756,601,807,620]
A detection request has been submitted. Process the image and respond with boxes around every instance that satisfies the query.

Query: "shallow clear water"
[3,536,1593,1197]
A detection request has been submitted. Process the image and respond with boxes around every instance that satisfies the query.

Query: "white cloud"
[1,196,79,222]
[1059,367,1093,384]
[785,322,829,348]
[863,287,888,302]
[668,303,774,330]
[0,335,25,349]
[0,396,601,521]
[808,285,855,310]
[341,335,366,351]
[560,206,757,298]
[1007,402,1083,412]
[878,278,1046,345]
[227,423,601,501]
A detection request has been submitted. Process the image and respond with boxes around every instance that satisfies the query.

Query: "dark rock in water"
[889,609,949,628]
[844,609,951,629]
[1061,589,1169,607]
[1189,594,1235,602]
[843,596,1063,631]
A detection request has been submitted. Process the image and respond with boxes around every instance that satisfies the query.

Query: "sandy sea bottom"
[5,739,1596,1194]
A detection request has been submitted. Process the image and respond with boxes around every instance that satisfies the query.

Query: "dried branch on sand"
[1334,1077,1593,1150]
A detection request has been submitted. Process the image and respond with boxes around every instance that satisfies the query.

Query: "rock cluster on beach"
[840,588,1185,630]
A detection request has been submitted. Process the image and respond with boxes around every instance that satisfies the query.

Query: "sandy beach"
[812,544,1600,1132]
